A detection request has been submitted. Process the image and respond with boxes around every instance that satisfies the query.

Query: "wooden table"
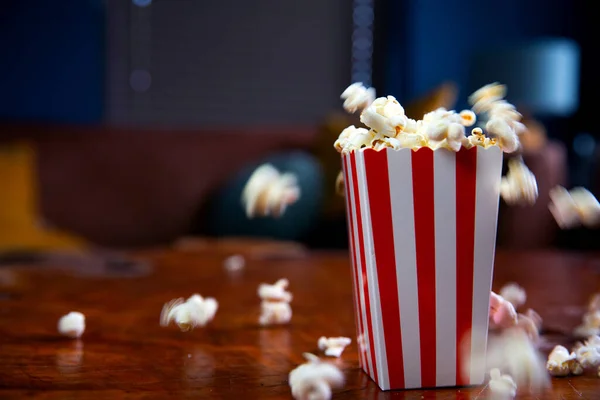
[1,238,600,399]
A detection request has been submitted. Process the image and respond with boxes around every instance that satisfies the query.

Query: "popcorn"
[340,82,375,114]
[500,159,538,206]
[549,186,600,229]
[546,345,583,376]
[335,170,345,196]
[317,336,352,357]
[160,294,218,331]
[489,291,518,329]
[334,82,525,154]
[58,311,85,338]
[573,335,600,368]
[515,312,541,344]
[488,368,517,400]
[258,278,292,325]
[499,282,527,310]
[483,329,550,393]
[289,353,344,400]
[241,164,301,219]
[360,96,408,137]
[223,254,245,272]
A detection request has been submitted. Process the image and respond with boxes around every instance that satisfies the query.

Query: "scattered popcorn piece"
[499,282,527,310]
[241,164,301,219]
[160,294,218,331]
[340,82,375,114]
[489,291,518,329]
[58,311,86,338]
[573,295,600,338]
[223,254,245,272]
[500,159,538,206]
[289,353,344,400]
[258,278,293,325]
[318,336,352,358]
[549,185,600,229]
[546,345,583,376]
[488,368,517,400]
[573,335,600,368]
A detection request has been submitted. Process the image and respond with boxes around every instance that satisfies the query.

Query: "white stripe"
[470,146,503,384]
[356,150,388,390]
[387,148,421,389]
[346,151,375,378]
[342,155,365,370]
[433,149,457,386]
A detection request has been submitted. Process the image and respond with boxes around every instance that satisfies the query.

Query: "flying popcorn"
[340,82,375,114]
[258,278,292,325]
[241,163,301,219]
[223,254,245,272]
[58,311,85,338]
[488,368,517,400]
[484,329,550,393]
[317,336,352,358]
[289,353,344,400]
[546,345,583,376]
[499,282,527,310]
[573,293,600,338]
[500,159,538,206]
[160,294,218,331]
[489,291,518,330]
[515,312,541,344]
[549,185,600,229]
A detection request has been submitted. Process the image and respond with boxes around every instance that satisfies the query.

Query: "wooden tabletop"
[1,237,600,399]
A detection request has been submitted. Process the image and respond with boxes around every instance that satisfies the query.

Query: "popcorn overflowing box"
[336,82,533,390]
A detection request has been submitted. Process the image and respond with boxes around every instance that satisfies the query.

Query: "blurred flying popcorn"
[489,291,518,330]
[340,82,375,114]
[289,353,344,400]
[499,282,527,310]
[488,368,517,400]
[223,254,245,272]
[258,278,292,326]
[546,345,583,376]
[160,294,218,331]
[549,185,600,229]
[500,159,538,206]
[573,293,600,338]
[58,311,86,338]
[318,336,352,358]
[241,163,301,219]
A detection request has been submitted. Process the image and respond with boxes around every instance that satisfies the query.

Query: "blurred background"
[0,0,599,255]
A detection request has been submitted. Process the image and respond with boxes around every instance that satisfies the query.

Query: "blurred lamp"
[468,37,580,117]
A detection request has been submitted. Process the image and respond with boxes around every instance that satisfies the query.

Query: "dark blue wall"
[0,0,105,123]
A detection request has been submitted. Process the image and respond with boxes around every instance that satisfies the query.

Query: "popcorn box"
[341,146,503,390]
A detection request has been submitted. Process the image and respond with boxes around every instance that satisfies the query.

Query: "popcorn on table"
[488,368,517,400]
[549,185,600,229]
[573,335,600,368]
[334,81,523,154]
[500,159,538,206]
[289,353,344,400]
[546,345,583,377]
[573,292,600,338]
[499,282,527,310]
[160,294,218,331]
[241,163,301,219]
[318,336,352,358]
[58,311,86,338]
[258,278,292,326]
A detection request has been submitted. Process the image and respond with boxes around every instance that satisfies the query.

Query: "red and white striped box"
[341,146,503,390]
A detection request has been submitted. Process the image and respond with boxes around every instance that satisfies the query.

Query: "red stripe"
[411,148,437,388]
[350,151,378,383]
[364,149,405,389]
[455,147,478,385]
[342,155,366,371]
